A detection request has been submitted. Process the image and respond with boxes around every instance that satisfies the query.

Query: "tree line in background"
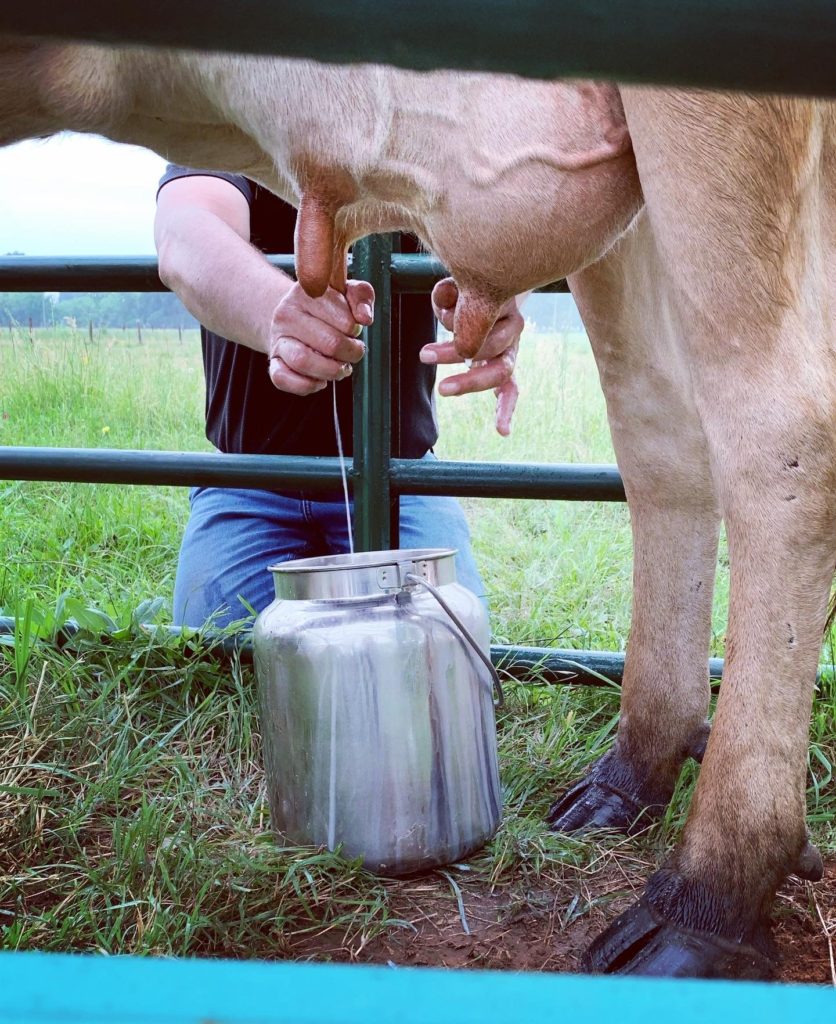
[0,291,199,330]
[0,290,584,332]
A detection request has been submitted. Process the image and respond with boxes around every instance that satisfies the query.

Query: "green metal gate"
[2,0,836,687]
[0,247,646,686]
[2,1,836,1017]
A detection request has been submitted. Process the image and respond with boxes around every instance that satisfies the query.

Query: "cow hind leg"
[549,216,717,836]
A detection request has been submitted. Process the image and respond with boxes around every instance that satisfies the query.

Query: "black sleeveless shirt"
[158,166,439,458]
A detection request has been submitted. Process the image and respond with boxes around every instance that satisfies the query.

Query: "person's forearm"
[156,206,292,354]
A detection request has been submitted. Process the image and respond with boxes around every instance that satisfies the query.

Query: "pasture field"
[0,323,834,977]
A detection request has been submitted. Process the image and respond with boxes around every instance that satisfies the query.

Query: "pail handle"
[404,573,505,707]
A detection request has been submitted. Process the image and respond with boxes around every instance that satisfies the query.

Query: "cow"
[1,35,833,979]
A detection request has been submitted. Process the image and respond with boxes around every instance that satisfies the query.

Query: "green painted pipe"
[352,234,394,551]
[0,616,712,687]
[0,255,294,292]
[1,618,832,690]
[0,255,568,294]
[0,447,624,499]
[390,458,625,500]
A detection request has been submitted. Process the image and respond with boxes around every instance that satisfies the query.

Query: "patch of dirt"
[291,859,836,983]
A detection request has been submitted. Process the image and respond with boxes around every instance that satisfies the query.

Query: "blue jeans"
[173,456,485,627]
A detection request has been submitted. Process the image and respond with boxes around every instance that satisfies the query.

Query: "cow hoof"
[582,896,775,980]
[794,838,824,881]
[547,751,666,835]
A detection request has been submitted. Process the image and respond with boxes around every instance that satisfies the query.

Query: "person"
[154,166,523,628]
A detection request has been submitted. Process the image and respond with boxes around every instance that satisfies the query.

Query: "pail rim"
[268,548,457,574]
[266,548,459,600]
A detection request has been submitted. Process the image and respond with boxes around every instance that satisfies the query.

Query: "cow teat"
[295,192,348,296]
[452,286,507,360]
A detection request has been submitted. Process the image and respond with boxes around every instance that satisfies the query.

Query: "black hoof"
[582,896,775,980]
[547,751,667,835]
[794,838,824,881]
[547,774,651,834]
[548,725,711,836]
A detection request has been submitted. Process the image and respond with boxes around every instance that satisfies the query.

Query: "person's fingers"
[273,336,354,382]
[423,308,522,366]
[466,316,522,361]
[419,340,460,365]
[271,306,366,364]
[437,352,515,396]
[345,280,375,326]
[278,282,358,336]
[494,377,519,437]
[267,355,330,396]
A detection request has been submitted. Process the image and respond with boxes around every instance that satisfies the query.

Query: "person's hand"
[420,278,524,436]
[267,280,374,395]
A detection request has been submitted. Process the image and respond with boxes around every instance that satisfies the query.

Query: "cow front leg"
[549,219,717,834]
[580,86,836,979]
[585,434,833,976]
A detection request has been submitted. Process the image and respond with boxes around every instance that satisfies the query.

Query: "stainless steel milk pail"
[253,548,502,876]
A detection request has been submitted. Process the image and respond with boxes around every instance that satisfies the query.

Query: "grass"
[0,321,833,960]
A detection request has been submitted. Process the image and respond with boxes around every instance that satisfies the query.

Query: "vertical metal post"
[388,232,403,550]
[351,234,393,551]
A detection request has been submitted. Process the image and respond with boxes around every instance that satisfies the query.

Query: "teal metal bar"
[351,234,394,551]
[0,448,624,499]
[0,254,567,293]
[0,254,294,291]
[0,613,747,687]
[2,951,835,1024]
[0,448,349,490]
[2,2,836,97]
[390,458,625,501]
[4,615,833,689]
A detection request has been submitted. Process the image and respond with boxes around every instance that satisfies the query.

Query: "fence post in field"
[136,320,143,345]
[88,320,94,344]
[28,317,33,344]
[178,324,182,342]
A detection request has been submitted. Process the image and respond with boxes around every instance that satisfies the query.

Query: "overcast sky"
[0,133,166,256]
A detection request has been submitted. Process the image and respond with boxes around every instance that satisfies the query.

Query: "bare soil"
[291,859,836,984]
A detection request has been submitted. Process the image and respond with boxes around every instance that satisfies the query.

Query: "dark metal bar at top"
[1,2,836,97]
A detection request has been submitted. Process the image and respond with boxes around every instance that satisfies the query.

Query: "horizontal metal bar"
[0,255,294,292]
[0,616,633,685]
[0,255,569,295]
[2,2,836,97]
[390,254,569,294]
[0,617,709,686]
[0,447,348,490]
[0,448,626,500]
[1,617,832,689]
[390,458,625,501]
